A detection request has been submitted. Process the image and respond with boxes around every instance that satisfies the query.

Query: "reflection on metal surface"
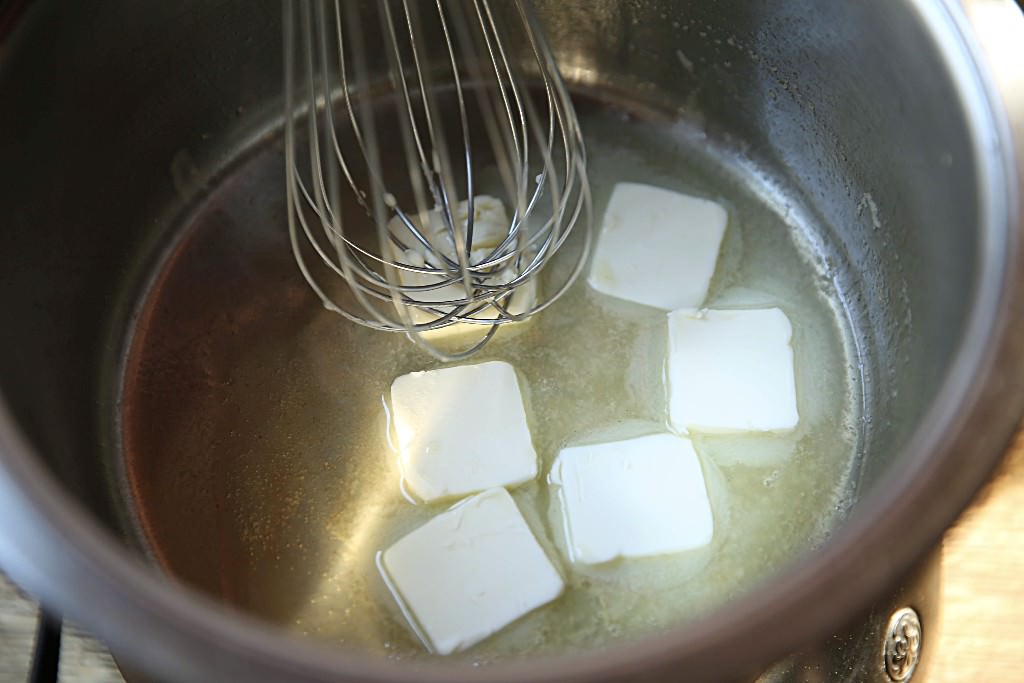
[0,0,1022,679]
[883,607,922,681]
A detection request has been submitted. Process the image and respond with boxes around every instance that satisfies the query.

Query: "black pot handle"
[28,609,61,683]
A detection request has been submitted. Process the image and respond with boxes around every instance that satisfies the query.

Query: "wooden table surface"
[1,434,1023,683]
[930,428,1024,682]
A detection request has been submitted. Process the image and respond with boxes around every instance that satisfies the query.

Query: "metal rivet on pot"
[883,607,922,681]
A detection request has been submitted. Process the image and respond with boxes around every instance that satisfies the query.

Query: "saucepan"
[0,0,1022,681]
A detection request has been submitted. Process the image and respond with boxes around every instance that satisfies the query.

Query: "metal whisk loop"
[283,0,591,360]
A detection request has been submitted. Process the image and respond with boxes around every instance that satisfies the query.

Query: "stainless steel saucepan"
[0,1,1022,681]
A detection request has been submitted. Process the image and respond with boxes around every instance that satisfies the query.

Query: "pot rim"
[1,0,1023,681]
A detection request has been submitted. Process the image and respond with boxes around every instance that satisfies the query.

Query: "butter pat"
[379,487,564,655]
[390,195,510,255]
[667,307,799,433]
[549,433,714,564]
[588,183,727,310]
[390,360,537,502]
[387,196,537,331]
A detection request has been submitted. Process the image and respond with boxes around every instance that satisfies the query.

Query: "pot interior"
[115,87,860,658]
[0,0,996,679]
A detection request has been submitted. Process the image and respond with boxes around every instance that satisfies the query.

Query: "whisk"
[282,0,591,361]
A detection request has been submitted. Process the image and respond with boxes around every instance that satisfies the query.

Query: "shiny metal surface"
[0,1,1022,682]
[283,0,590,359]
[883,608,923,681]
[754,556,938,683]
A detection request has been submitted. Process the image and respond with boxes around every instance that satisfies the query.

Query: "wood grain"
[0,577,122,683]
[931,428,1024,682]
[1,433,1023,682]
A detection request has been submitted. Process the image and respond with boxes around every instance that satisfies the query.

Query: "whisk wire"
[284,0,591,360]
[381,2,483,334]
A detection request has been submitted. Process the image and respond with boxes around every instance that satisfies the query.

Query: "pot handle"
[28,610,61,683]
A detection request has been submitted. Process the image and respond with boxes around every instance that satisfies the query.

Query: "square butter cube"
[387,196,537,334]
[388,195,510,257]
[588,182,727,310]
[390,360,537,502]
[394,246,537,318]
[379,487,564,655]
[667,307,799,433]
[549,433,714,564]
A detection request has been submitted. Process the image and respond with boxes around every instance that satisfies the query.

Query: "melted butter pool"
[276,107,863,661]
